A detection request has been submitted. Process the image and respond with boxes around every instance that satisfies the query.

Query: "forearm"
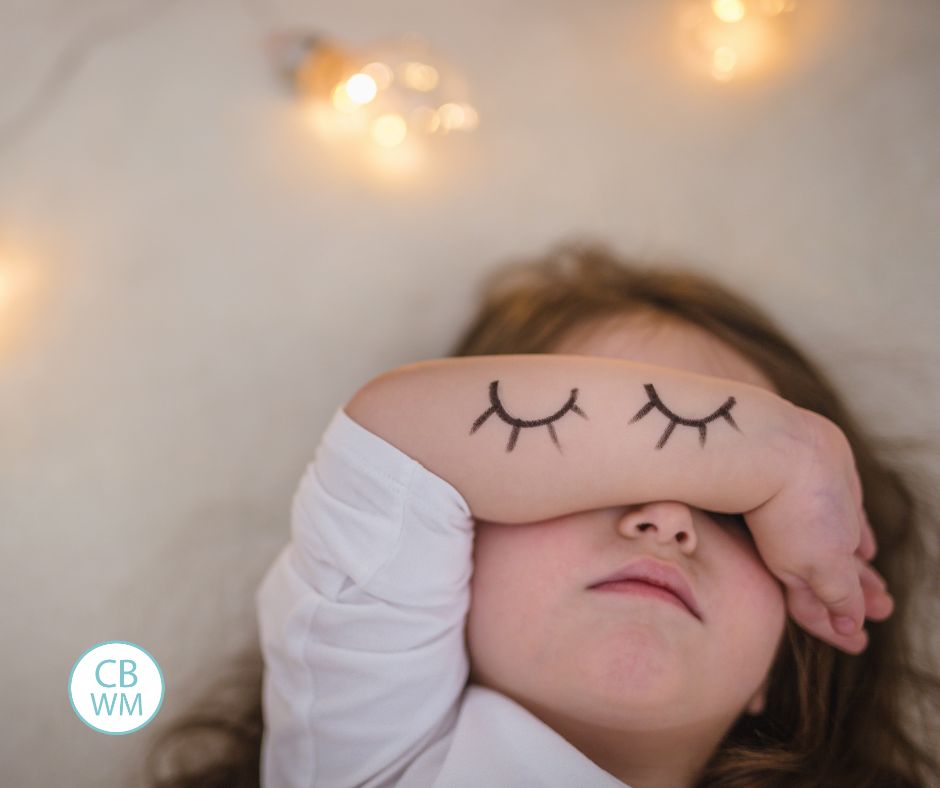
[343,354,802,523]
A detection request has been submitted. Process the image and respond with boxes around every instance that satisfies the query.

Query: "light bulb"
[0,242,44,357]
[679,0,798,82]
[371,113,408,147]
[711,45,738,78]
[400,61,439,92]
[345,73,378,104]
[758,0,787,14]
[712,0,746,23]
[361,62,393,89]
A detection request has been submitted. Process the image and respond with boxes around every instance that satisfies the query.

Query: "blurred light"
[330,81,359,112]
[437,102,463,131]
[361,61,394,89]
[400,61,439,91]
[712,0,746,23]
[711,45,738,79]
[679,0,798,82]
[457,102,479,130]
[758,0,787,13]
[0,243,44,357]
[438,102,479,131]
[270,31,477,165]
[0,254,28,313]
[344,73,378,104]
[371,113,408,147]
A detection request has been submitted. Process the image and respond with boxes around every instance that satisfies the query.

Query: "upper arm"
[256,404,474,787]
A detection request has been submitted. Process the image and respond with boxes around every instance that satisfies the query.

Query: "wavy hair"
[143,240,940,787]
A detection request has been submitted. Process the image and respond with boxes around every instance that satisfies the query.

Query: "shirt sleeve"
[256,403,475,788]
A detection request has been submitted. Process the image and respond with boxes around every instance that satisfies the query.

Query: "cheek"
[466,523,575,683]
[744,544,787,619]
[472,519,589,595]
[681,541,788,716]
[712,546,787,666]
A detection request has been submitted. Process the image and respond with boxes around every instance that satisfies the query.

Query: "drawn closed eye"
[629,383,742,449]
[469,379,589,453]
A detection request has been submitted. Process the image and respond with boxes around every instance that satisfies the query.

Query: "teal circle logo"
[68,641,164,734]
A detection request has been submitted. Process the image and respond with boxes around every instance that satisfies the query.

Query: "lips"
[587,557,703,621]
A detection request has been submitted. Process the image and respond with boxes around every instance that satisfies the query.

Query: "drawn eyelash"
[629,383,741,449]
[469,379,589,452]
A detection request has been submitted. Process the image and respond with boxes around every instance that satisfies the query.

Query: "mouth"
[587,558,703,621]
[589,579,697,618]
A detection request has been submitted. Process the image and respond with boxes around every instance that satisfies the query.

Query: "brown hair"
[143,239,940,787]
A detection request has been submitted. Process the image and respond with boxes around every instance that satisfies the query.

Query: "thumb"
[782,556,864,634]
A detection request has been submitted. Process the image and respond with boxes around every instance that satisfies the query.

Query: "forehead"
[551,311,779,394]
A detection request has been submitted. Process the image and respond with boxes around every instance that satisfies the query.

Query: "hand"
[743,407,894,653]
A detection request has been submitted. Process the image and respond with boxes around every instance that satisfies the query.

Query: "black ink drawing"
[629,383,741,449]
[469,379,588,452]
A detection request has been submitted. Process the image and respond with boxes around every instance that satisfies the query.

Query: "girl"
[144,242,940,787]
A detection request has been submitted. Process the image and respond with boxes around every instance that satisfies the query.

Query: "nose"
[617,501,698,553]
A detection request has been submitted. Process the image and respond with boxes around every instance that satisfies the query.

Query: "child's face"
[465,311,788,780]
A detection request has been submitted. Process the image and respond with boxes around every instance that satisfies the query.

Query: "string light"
[268,31,478,155]
[0,240,44,357]
[712,0,746,24]
[371,113,408,147]
[401,61,439,92]
[679,0,798,82]
[343,73,378,104]
[711,45,738,80]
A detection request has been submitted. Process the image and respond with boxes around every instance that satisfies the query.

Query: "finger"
[846,458,877,561]
[858,558,894,622]
[783,579,869,654]
[855,510,877,561]
[859,556,886,592]
[795,556,866,635]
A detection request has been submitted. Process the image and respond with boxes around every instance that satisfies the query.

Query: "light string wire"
[0,0,283,156]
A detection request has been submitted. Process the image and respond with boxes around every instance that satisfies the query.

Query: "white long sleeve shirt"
[256,403,631,787]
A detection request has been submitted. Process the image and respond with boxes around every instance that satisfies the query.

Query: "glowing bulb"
[400,61,439,91]
[0,247,44,355]
[457,102,479,130]
[331,82,359,112]
[361,61,393,89]
[712,0,746,23]
[371,113,407,147]
[679,0,796,84]
[711,45,738,78]
[344,73,377,104]
[0,268,12,310]
[759,0,787,13]
[438,102,465,131]
[279,33,478,161]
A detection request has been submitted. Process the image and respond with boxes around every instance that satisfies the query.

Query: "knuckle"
[804,564,856,607]
[817,578,855,608]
